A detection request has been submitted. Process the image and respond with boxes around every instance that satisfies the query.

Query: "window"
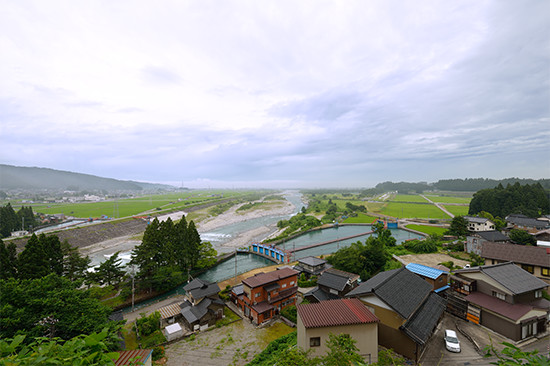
[282,283,287,288]
[535,290,542,298]
[310,337,320,347]
[521,264,534,274]
[492,291,506,301]
[255,292,261,298]
[542,268,550,277]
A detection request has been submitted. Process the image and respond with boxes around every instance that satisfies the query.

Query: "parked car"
[444,329,461,353]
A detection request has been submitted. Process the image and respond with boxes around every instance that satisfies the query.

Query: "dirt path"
[421,194,455,218]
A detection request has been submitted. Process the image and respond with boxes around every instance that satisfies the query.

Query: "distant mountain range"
[0,164,174,191]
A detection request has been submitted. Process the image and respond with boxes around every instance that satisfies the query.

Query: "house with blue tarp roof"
[406,263,449,294]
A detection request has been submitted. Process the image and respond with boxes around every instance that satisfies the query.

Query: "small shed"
[164,323,183,341]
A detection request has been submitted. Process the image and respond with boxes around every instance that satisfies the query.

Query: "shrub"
[280,305,297,323]
[136,311,160,337]
[403,239,438,253]
[152,346,165,361]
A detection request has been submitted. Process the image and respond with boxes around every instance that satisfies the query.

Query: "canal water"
[120,225,423,313]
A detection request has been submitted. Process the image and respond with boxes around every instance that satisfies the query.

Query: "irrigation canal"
[119,225,423,313]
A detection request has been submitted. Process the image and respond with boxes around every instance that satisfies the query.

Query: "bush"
[280,305,297,323]
[447,241,464,252]
[403,239,438,253]
[152,346,165,361]
[136,311,160,337]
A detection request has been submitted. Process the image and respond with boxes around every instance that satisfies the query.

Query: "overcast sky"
[1,1,548,188]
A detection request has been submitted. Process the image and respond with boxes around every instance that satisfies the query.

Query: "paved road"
[420,312,550,365]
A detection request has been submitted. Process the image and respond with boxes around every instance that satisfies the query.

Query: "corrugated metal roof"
[297,298,378,328]
[406,263,446,279]
[115,349,152,366]
[158,303,182,319]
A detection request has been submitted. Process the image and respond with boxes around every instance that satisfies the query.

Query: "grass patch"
[123,324,139,350]
[215,306,241,328]
[342,213,378,223]
[247,331,297,366]
[405,224,448,236]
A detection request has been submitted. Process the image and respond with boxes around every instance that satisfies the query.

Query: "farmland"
[18,190,251,218]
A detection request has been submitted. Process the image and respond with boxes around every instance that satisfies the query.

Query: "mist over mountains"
[0,164,174,192]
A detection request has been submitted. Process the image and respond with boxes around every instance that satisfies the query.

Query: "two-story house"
[304,268,360,303]
[464,216,496,232]
[237,267,299,325]
[180,278,224,331]
[466,231,510,255]
[293,256,331,279]
[481,242,550,291]
[346,267,446,362]
[450,262,550,341]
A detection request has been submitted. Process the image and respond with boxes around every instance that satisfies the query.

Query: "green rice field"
[390,194,430,203]
[377,202,452,219]
[442,205,470,217]
[424,195,471,204]
[19,191,245,218]
[405,224,448,236]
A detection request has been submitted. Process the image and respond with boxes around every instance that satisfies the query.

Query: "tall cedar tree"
[0,203,18,238]
[469,182,550,218]
[0,239,18,279]
[18,233,63,279]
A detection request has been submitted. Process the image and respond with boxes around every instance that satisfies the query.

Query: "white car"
[444,329,461,353]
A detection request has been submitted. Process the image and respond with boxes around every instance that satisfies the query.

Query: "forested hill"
[433,178,550,192]
[0,164,172,191]
[369,178,550,194]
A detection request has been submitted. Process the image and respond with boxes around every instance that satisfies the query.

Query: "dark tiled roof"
[298,256,326,267]
[506,216,549,229]
[231,284,244,296]
[324,268,360,282]
[401,293,446,345]
[181,297,218,324]
[318,271,349,292]
[242,267,298,288]
[373,268,432,319]
[465,216,490,224]
[475,231,509,242]
[346,268,401,296]
[481,242,550,267]
[465,292,532,321]
[304,287,339,302]
[456,262,548,295]
[297,298,378,328]
[184,278,220,299]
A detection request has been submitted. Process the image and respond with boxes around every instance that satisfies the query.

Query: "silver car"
[444,329,461,353]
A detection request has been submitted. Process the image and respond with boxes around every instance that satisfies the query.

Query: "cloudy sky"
[1,1,548,188]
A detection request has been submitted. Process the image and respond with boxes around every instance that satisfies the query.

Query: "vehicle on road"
[444,329,461,353]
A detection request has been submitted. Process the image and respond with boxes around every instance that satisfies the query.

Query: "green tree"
[484,341,550,365]
[373,223,397,247]
[446,216,469,237]
[327,235,390,281]
[61,240,91,281]
[0,331,121,365]
[93,252,125,286]
[323,333,363,366]
[0,274,116,341]
[18,234,50,279]
[509,229,536,246]
[0,239,17,280]
[0,203,18,238]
